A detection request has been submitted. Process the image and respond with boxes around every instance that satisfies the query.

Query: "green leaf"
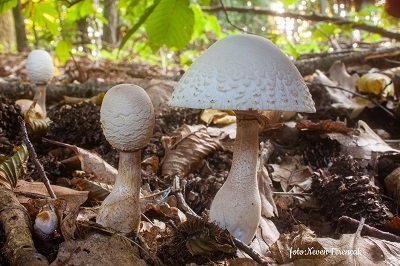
[119,0,161,50]
[281,0,299,8]
[145,0,194,50]
[0,0,17,16]
[55,40,72,64]
[0,144,28,189]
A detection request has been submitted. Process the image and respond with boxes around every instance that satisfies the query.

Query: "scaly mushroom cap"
[100,84,155,151]
[169,34,315,113]
[26,50,54,84]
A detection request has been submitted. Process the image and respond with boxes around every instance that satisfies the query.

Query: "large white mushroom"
[16,49,54,116]
[97,84,155,233]
[169,34,315,244]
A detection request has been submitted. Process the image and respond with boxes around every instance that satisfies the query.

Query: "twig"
[202,5,400,41]
[351,217,365,265]
[173,176,270,265]
[310,82,399,119]
[338,216,400,243]
[217,0,253,34]
[19,117,56,199]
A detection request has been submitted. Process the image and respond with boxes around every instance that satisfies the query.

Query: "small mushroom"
[15,49,54,116]
[169,34,315,244]
[97,84,155,233]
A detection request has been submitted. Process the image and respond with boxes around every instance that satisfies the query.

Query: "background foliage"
[0,0,398,68]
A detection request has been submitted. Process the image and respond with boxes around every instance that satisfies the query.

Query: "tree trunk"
[102,0,118,47]
[12,0,28,52]
[0,11,16,52]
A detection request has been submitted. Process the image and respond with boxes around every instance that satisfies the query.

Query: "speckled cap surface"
[26,50,54,84]
[101,84,155,151]
[169,34,315,112]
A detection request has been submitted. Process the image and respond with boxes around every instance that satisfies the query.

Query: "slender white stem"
[209,116,261,244]
[97,151,142,233]
[33,84,47,117]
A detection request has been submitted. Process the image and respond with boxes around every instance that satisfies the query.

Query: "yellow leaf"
[200,109,236,125]
[357,73,394,96]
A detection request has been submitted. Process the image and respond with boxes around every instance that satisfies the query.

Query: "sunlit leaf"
[55,40,72,64]
[145,0,194,50]
[0,144,28,190]
[119,0,161,50]
[0,0,17,16]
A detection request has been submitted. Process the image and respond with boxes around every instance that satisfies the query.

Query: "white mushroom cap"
[26,50,54,84]
[100,84,155,151]
[169,34,315,112]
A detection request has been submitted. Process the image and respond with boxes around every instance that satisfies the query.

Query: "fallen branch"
[338,216,400,243]
[0,187,48,266]
[296,46,400,76]
[202,5,400,41]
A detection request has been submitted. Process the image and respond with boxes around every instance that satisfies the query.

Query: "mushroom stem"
[97,151,142,233]
[33,84,47,117]
[209,116,261,244]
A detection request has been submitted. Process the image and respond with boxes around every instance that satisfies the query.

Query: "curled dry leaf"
[357,72,394,97]
[270,225,400,265]
[327,120,400,159]
[161,125,222,177]
[24,103,50,136]
[44,138,117,184]
[0,143,28,189]
[63,92,105,106]
[200,109,236,125]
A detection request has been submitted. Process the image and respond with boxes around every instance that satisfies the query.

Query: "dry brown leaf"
[329,61,359,92]
[327,120,400,159]
[15,180,88,211]
[71,177,112,202]
[270,225,400,265]
[145,79,176,112]
[161,125,222,177]
[52,233,146,266]
[384,167,400,204]
[200,109,236,125]
[44,138,117,184]
[269,155,314,192]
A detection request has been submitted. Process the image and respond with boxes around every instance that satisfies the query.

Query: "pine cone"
[158,216,236,265]
[312,156,390,226]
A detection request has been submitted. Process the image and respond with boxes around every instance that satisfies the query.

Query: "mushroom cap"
[169,34,315,112]
[26,50,54,84]
[100,84,155,151]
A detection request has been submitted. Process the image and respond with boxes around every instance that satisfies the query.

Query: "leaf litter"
[1,56,400,265]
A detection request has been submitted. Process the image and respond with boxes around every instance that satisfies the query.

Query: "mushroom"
[16,49,54,116]
[168,34,315,244]
[97,84,155,233]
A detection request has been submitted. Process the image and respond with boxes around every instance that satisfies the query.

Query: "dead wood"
[0,187,48,266]
[202,6,400,41]
[295,45,400,76]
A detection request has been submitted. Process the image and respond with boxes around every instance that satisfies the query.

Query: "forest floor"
[0,52,400,265]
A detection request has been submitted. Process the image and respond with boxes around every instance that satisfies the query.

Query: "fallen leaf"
[200,109,236,125]
[161,125,222,177]
[327,120,400,159]
[15,180,88,211]
[44,138,117,184]
[0,143,28,189]
[296,119,353,135]
[270,225,400,265]
[357,72,394,97]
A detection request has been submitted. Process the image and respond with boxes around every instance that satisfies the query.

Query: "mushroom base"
[209,117,261,244]
[97,151,142,233]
